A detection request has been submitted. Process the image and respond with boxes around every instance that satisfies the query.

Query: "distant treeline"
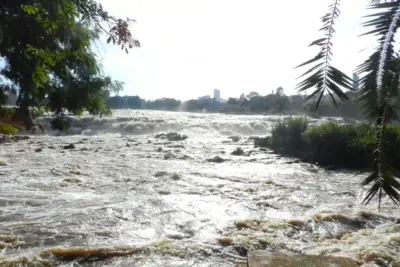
[106,89,366,119]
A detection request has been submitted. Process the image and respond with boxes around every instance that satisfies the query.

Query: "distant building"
[214,89,221,102]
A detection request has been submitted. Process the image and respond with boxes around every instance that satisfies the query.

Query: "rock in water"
[155,133,167,139]
[34,148,43,152]
[228,136,240,142]
[207,156,226,163]
[247,251,358,267]
[63,144,75,149]
[231,147,245,156]
[166,132,188,141]
[253,137,269,147]
[164,152,175,160]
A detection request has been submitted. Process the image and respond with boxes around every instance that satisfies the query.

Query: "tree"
[227,97,238,105]
[276,87,284,96]
[246,91,260,100]
[248,96,267,112]
[297,0,400,208]
[239,93,248,105]
[0,0,139,123]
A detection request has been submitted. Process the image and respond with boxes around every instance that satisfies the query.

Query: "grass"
[0,122,18,135]
[257,117,400,170]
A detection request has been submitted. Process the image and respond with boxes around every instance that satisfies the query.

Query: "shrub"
[305,123,375,168]
[257,118,400,170]
[268,117,308,153]
[0,122,18,135]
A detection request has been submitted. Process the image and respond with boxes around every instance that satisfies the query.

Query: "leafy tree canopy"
[0,0,139,117]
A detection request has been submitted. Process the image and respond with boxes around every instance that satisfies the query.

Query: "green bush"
[268,117,308,153]
[258,117,400,170]
[0,122,18,135]
[0,107,16,118]
[305,123,375,168]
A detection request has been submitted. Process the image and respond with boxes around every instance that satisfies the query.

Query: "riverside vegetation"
[255,117,400,171]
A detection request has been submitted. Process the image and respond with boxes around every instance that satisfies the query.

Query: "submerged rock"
[254,137,269,147]
[154,171,169,177]
[231,147,245,156]
[166,132,188,141]
[228,136,240,142]
[216,237,233,246]
[247,252,359,267]
[164,152,175,160]
[178,155,193,160]
[63,144,75,149]
[62,178,82,183]
[157,147,163,152]
[155,132,188,141]
[155,133,167,139]
[170,173,181,180]
[207,156,226,163]
[0,135,30,144]
[34,148,43,153]
[158,190,171,195]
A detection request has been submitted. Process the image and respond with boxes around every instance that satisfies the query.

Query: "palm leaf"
[298,0,400,208]
[356,1,400,209]
[295,0,352,111]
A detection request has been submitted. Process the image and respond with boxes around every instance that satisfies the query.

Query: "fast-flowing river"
[0,110,399,267]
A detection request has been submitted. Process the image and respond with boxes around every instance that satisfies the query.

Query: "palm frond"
[296,0,352,111]
[357,1,400,123]
[360,58,400,209]
[299,0,400,209]
[355,1,400,209]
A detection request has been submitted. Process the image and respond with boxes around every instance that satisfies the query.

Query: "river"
[0,110,399,266]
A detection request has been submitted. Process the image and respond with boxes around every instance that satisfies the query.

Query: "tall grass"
[0,107,18,135]
[269,117,308,153]
[0,122,18,135]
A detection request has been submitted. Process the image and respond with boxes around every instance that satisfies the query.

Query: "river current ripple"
[0,110,399,266]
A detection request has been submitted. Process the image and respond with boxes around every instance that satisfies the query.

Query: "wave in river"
[37,110,346,136]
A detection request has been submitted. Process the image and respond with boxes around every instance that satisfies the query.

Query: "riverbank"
[254,117,400,170]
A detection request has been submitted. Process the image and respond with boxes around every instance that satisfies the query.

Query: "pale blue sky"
[97,0,377,100]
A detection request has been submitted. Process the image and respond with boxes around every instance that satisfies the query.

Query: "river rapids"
[0,110,399,267]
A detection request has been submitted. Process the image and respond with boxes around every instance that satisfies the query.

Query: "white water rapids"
[0,110,399,266]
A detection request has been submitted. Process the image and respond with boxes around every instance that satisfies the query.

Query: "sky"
[96,0,378,100]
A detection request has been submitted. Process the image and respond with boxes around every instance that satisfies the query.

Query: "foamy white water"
[0,110,398,266]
